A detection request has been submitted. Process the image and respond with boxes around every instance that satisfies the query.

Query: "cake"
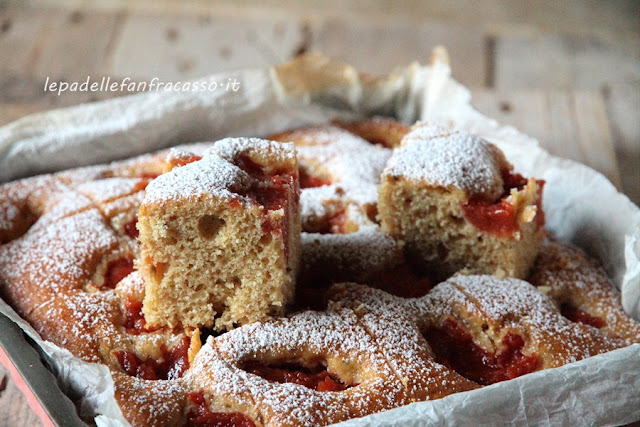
[268,124,404,298]
[138,138,301,331]
[529,237,640,346]
[378,122,544,281]
[0,118,638,426]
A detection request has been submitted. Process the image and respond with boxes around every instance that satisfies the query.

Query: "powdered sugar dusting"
[330,273,626,375]
[529,238,640,345]
[212,137,296,167]
[300,185,343,223]
[418,275,617,366]
[284,125,399,279]
[0,120,637,426]
[76,177,147,204]
[301,227,400,279]
[143,150,253,206]
[190,309,405,425]
[385,123,506,199]
[292,126,391,206]
[0,209,120,293]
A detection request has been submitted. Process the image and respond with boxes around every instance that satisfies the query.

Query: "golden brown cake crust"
[528,237,640,345]
[0,120,638,426]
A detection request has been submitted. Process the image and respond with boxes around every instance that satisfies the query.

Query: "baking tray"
[0,313,86,427]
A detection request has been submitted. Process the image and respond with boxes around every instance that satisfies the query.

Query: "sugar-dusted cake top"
[271,124,392,206]
[0,118,637,427]
[384,122,508,199]
[142,138,296,207]
[213,137,297,169]
[143,150,251,205]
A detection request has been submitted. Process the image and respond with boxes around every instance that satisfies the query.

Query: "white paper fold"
[0,53,638,426]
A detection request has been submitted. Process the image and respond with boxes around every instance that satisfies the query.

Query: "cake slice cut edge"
[139,138,301,331]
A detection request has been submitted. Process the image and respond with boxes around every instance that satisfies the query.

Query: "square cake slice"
[139,138,300,330]
[378,123,544,280]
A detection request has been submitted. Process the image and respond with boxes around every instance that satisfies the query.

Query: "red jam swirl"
[140,172,160,179]
[102,258,135,290]
[232,154,297,262]
[423,318,539,385]
[171,154,203,170]
[501,169,528,191]
[327,209,348,234]
[461,198,518,237]
[370,263,433,298]
[561,304,606,328]
[233,154,296,235]
[461,169,544,237]
[299,168,332,188]
[124,216,139,239]
[234,154,266,178]
[124,297,160,334]
[186,391,256,427]
[310,208,348,235]
[115,336,190,380]
[243,361,348,392]
[257,174,295,217]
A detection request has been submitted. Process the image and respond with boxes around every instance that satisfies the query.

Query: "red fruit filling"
[186,391,256,427]
[461,169,545,237]
[114,336,190,380]
[561,304,606,328]
[423,318,539,385]
[102,258,135,290]
[123,297,160,334]
[242,361,349,392]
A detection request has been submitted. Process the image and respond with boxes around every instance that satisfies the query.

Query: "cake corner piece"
[378,122,545,280]
[138,138,301,331]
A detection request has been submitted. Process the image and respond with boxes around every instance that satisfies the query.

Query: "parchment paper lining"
[0,52,638,426]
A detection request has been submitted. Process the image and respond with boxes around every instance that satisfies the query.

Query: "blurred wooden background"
[0,1,638,425]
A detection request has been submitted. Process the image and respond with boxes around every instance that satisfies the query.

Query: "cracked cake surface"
[0,119,638,427]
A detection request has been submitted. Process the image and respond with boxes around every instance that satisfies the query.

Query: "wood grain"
[310,19,487,87]
[572,91,620,187]
[0,363,43,427]
[604,81,640,204]
[110,12,304,80]
[0,1,638,424]
[30,8,121,81]
[0,6,59,76]
[493,33,640,90]
[31,0,640,39]
[471,89,621,187]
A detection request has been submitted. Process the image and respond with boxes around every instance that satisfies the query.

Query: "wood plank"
[0,363,42,427]
[0,5,59,75]
[546,91,582,162]
[31,8,121,81]
[604,82,640,157]
[32,0,640,40]
[604,81,640,205]
[310,19,487,87]
[110,12,304,80]
[494,33,640,90]
[471,89,550,149]
[572,91,620,188]
[471,89,621,187]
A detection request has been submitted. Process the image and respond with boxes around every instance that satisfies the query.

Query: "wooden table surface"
[0,1,638,425]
